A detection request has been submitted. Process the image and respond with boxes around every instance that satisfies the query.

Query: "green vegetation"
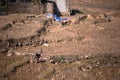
[0,6,7,11]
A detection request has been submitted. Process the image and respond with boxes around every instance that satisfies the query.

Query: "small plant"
[0,6,7,11]
[50,55,66,63]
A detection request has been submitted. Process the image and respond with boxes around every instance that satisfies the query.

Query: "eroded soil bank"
[0,54,120,80]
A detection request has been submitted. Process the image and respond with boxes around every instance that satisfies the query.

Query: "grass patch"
[0,6,7,11]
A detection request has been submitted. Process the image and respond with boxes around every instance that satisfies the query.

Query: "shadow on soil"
[71,9,84,16]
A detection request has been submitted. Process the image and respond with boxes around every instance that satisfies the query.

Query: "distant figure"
[34,53,41,63]
[33,50,43,63]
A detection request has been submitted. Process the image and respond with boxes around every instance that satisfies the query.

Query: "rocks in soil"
[26,15,36,19]
[49,55,75,64]
[53,14,87,26]
[14,51,22,56]
[14,51,35,56]
[79,65,93,72]
[3,57,30,77]
[75,35,85,42]
[71,15,87,24]
[87,13,106,19]
[93,18,111,24]
[7,53,13,56]
[87,14,94,20]
[16,42,23,47]
[84,55,89,59]
[39,58,47,63]
[0,23,12,31]
[88,13,112,24]
[4,34,46,49]
[61,20,71,26]
[42,43,49,47]
[7,50,34,56]
[1,35,46,53]
[12,19,26,25]
[96,13,107,19]
[7,49,14,56]
[0,48,8,53]
[49,59,56,64]
[79,15,87,21]
[49,35,85,43]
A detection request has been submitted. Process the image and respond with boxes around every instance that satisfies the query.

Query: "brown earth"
[0,0,120,80]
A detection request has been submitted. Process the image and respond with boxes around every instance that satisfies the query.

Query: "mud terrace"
[0,0,120,80]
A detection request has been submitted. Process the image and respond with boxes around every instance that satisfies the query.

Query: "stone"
[16,42,23,47]
[71,15,87,24]
[7,53,13,56]
[85,55,89,59]
[87,14,94,20]
[96,13,106,19]
[79,15,87,21]
[43,43,49,47]
[80,65,92,72]
[105,17,111,22]
[36,50,43,55]
[15,51,21,56]
[74,61,81,65]
[39,58,47,63]
[49,59,56,64]
[1,23,12,31]
[71,19,77,24]
[7,49,14,56]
